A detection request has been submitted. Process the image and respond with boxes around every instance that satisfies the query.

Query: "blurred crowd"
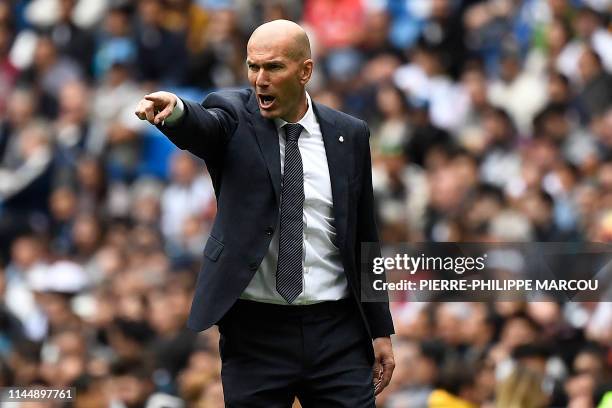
[0,0,611,407]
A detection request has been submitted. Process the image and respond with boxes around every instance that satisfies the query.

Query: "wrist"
[164,96,185,126]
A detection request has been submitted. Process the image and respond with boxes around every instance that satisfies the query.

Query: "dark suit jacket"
[159,88,394,343]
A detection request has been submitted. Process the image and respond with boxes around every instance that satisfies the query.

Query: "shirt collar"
[274,92,317,136]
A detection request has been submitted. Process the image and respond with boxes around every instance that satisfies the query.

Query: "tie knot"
[284,123,303,143]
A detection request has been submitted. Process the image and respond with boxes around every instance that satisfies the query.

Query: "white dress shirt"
[166,92,348,304]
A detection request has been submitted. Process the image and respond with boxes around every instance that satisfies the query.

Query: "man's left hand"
[372,336,394,395]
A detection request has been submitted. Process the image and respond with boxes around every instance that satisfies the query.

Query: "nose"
[256,70,270,88]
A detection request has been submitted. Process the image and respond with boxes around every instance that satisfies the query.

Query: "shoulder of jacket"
[203,88,252,108]
[315,103,368,132]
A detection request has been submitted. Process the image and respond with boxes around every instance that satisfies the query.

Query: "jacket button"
[249,262,258,271]
[265,226,274,236]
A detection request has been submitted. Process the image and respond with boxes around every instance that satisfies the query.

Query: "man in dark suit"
[135,19,394,407]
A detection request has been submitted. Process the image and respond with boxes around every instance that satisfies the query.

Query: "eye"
[248,64,259,71]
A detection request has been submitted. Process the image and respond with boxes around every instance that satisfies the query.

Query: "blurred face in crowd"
[58,0,75,22]
[362,11,390,48]
[431,0,451,19]
[429,166,467,212]
[554,163,578,192]
[148,291,181,334]
[499,316,538,349]
[7,89,36,128]
[519,191,552,227]
[171,152,198,185]
[138,0,162,26]
[548,0,568,17]
[500,55,520,82]
[435,303,468,345]
[527,301,561,327]
[208,9,238,41]
[116,294,147,321]
[461,303,493,345]
[465,194,503,233]
[53,330,86,357]
[247,20,313,122]
[548,73,570,104]
[376,85,407,119]
[547,19,570,54]
[573,349,605,379]
[109,373,152,408]
[106,64,131,88]
[39,292,74,329]
[131,195,161,226]
[519,161,543,191]
[105,8,130,37]
[527,138,560,173]
[11,236,43,269]
[574,9,600,39]
[59,81,89,123]
[565,373,596,405]
[380,152,406,179]
[77,156,105,192]
[50,187,77,222]
[0,2,10,25]
[578,49,601,83]
[462,68,488,109]
[33,36,57,70]
[130,226,164,254]
[43,354,86,386]
[414,48,441,77]
[483,109,513,147]
[452,154,479,189]
[72,214,102,255]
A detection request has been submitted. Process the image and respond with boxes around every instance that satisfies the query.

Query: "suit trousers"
[217,298,376,407]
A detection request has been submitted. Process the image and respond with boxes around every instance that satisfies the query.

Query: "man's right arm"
[135,91,238,162]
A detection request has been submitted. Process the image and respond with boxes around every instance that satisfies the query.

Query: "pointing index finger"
[144,94,162,103]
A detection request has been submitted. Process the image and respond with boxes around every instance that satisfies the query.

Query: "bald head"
[246,20,314,122]
[248,20,311,62]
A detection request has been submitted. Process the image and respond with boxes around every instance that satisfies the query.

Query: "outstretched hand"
[135,91,178,125]
[372,336,395,396]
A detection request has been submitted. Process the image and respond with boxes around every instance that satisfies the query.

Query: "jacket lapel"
[247,92,281,205]
[313,103,349,249]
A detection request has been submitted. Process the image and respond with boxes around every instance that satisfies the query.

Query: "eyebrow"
[246,60,285,66]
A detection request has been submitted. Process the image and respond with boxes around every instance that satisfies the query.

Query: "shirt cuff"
[163,97,185,126]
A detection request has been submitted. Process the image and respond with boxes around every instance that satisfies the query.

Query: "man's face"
[246,39,312,122]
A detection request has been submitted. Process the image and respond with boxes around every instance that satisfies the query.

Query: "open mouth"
[258,94,276,109]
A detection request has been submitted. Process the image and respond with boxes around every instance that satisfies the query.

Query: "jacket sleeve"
[157,92,239,164]
[357,120,395,339]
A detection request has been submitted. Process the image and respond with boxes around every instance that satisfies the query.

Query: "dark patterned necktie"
[276,123,304,303]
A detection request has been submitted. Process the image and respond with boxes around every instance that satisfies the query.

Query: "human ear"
[299,59,313,85]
